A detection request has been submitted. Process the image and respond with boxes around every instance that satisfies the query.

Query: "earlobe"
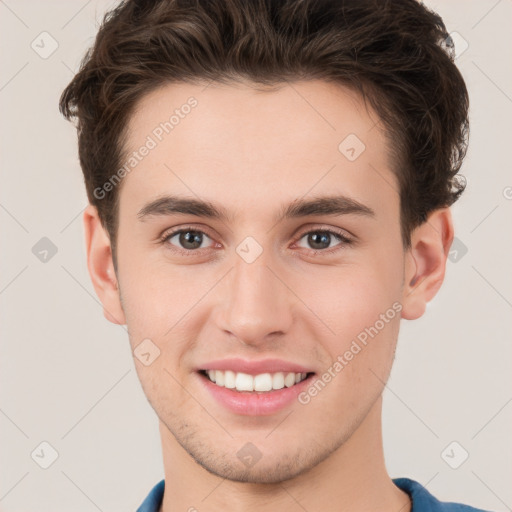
[83,204,126,325]
[401,208,454,320]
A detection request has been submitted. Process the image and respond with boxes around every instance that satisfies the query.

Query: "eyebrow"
[137,194,375,224]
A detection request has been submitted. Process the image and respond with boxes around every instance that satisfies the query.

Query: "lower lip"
[197,371,315,416]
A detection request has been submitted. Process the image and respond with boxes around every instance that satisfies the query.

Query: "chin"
[188,442,330,485]
[199,460,307,484]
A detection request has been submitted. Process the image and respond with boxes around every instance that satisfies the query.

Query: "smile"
[200,369,312,393]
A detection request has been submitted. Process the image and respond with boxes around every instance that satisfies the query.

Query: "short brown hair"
[60,0,469,267]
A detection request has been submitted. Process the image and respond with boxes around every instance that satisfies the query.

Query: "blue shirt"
[137,477,493,511]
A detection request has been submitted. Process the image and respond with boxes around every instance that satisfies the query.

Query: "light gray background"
[1,1,511,511]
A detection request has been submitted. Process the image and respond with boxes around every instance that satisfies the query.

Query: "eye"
[160,226,215,254]
[295,228,352,254]
[158,225,353,257]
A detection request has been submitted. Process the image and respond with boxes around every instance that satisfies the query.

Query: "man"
[60,0,489,510]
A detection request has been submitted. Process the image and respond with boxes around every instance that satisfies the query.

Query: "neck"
[159,396,410,512]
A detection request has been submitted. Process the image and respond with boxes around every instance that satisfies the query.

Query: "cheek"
[118,252,197,332]
[305,279,401,412]
[118,258,216,380]
[305,261,402,335]
[301,257,403,389]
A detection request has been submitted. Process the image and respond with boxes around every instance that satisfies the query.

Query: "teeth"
[215,370,224,386]
[254,373,273,392]
[272,372,285,390]
[203,370,309,392]
[224,370,236,389]
[235,372,254,391]
[284,372,296,387]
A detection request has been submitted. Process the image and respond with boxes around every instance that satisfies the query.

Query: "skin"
[84,79,453,512]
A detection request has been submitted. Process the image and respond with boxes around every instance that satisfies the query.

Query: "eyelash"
[158,225,353,257]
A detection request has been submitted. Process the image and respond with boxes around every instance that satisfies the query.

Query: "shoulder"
[137,479,165,512]
[393,477,495,512]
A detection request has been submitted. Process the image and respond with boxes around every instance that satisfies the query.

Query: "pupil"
[309,232,330,250]
[177,231,331,251]
[181,231,202,249]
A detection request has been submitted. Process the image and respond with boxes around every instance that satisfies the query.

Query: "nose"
[216,251,294,347]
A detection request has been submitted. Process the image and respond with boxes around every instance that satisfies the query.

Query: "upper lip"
[197,358,315,376]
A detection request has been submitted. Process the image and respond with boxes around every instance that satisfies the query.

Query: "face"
[113,79,407,483]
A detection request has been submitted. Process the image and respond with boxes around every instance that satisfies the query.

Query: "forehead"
[119,79,398,221]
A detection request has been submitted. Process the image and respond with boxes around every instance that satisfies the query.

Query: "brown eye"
[163,228,214,252]
[296,229,352,254]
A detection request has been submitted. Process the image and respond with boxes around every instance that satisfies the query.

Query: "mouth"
[198,369,316,394]
[194,357,318,415]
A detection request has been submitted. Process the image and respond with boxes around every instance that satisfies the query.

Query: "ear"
[83,204,126,325]
[401,207,454,320]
